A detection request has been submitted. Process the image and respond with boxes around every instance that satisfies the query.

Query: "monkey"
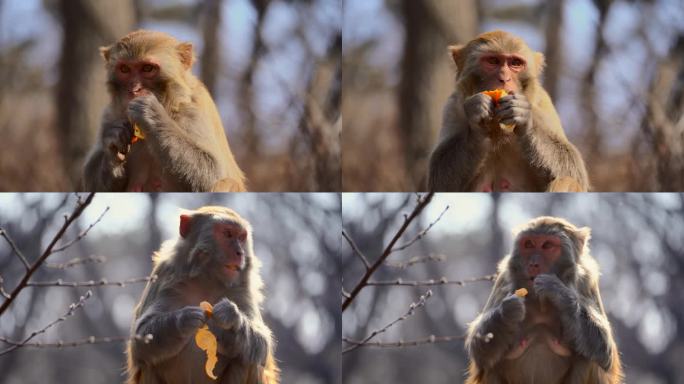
[83,30,246,192]
[465,216,623,384]
[427,30,589,192]
[126,206,279,384]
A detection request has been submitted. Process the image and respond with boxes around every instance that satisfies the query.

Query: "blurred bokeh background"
[342,193,684,383]
[0,193,340,383]
[342,0,684,191]
[0,0,341,192]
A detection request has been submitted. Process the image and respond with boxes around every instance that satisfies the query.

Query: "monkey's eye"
[542,241,554,249]
[524,240,534,248]
[239,233,247,242]
[142,64,155,72]
[119,65,131,74]
[485,56,500,65]
[224,230,232,238]
[509,58,525,69]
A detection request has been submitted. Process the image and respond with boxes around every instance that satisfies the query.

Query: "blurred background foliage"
[0,193,340,383]
[0,0,340,192]
[342,193,684,383]
[342,0,684,191]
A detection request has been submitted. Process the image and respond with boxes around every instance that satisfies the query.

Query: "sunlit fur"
[126,206,279,384]
[465,216,623,384]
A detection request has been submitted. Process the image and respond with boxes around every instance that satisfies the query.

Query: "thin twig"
[385,254,446,269]
[393,205,449,252]
[46,255,107,269]
[342,193,434,312]
[52,206,109,254]
[27,275,157,288]
[343,289,433,354]
[0,333,153,349]
[342,230,370,270]
[0,290,93,356]
[0,193,95,316]
[0,275,10,299]
[343,334,463,349]
[367,274,497,287]
[0,228,30,270]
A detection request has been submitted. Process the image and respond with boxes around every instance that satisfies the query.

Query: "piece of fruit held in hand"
[482,89,516,133]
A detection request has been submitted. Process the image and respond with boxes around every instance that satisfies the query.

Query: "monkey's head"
[100,30,195,114]
[449,30,545,96]
[509,216,590,290]
[176,206,256,288]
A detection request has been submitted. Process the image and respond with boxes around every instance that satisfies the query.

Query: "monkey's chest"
[498,336,572,384]
[125,143,180,191]
[151,341,231,384]
[476,138,547,192]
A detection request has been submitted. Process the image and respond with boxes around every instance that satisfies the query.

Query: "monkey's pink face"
[517,234,561,283]
[478,53,526,93]
[114,58,161,101]
[212,222,248,279]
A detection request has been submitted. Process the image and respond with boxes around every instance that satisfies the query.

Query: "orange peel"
[514,288,528,298]
[131,123,145,144]
[481,89,515,133]
[195,301,217,380]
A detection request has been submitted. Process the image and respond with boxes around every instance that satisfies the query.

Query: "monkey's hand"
[499,293,526,324]
[127,94,165,134]
[533,274,580,317]
[495,92,531,133]
[175,306,208,335]
[464,93,493,132]
[101,119,133,162]
[212,298,244,331]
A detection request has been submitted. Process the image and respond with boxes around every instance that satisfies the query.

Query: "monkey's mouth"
[225,264,243,272]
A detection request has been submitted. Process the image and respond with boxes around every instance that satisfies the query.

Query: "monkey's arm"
[82,114,134,191]
[428,93,490,191]
[211,298,271,366]
[534,274,613,370]
[466,275,524,370]
[82,149,127,191]
[514,93,589,191]
[129,303,206,365]
[128,94,221,192]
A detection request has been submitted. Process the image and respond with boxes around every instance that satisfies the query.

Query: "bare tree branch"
[52,206,109,254]
[0,193,95,316]
[342,230,370,270]
[0,228,30,270]
[393,204,448,252]
[46,255,106,269]
[26,275,157,288]
[342,192,434,312]
[367,274,496,287]
[0,333,153,349]
[343,289,433,354]
[0,290,93,356]
[385,254,446,269]
[343,334,463,349]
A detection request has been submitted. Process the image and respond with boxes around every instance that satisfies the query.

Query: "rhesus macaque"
[465,217,623,384]
[83,30,246,192]
[428,30,589,192]
[127,206,279,384]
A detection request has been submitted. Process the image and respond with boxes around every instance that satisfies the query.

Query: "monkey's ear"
[448,44,465,68]
[179,214,192,238]
[575,226,591,247]
[533,52,546,77]
[99,45,112,62]
[176,42,195,70]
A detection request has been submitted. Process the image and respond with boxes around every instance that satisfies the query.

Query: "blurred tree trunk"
[239,0,269,157]
[542,0,564,101]
[397,0,478,190]
[645,34,684,191]
[57,0,135,189]
[200,0,222,96]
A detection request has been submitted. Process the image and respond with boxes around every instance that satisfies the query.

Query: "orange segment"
[514,288,528,297]
[200,301,213,318]
[195,325,218,380]
[131,123,145,144]
[482,89,508,104]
